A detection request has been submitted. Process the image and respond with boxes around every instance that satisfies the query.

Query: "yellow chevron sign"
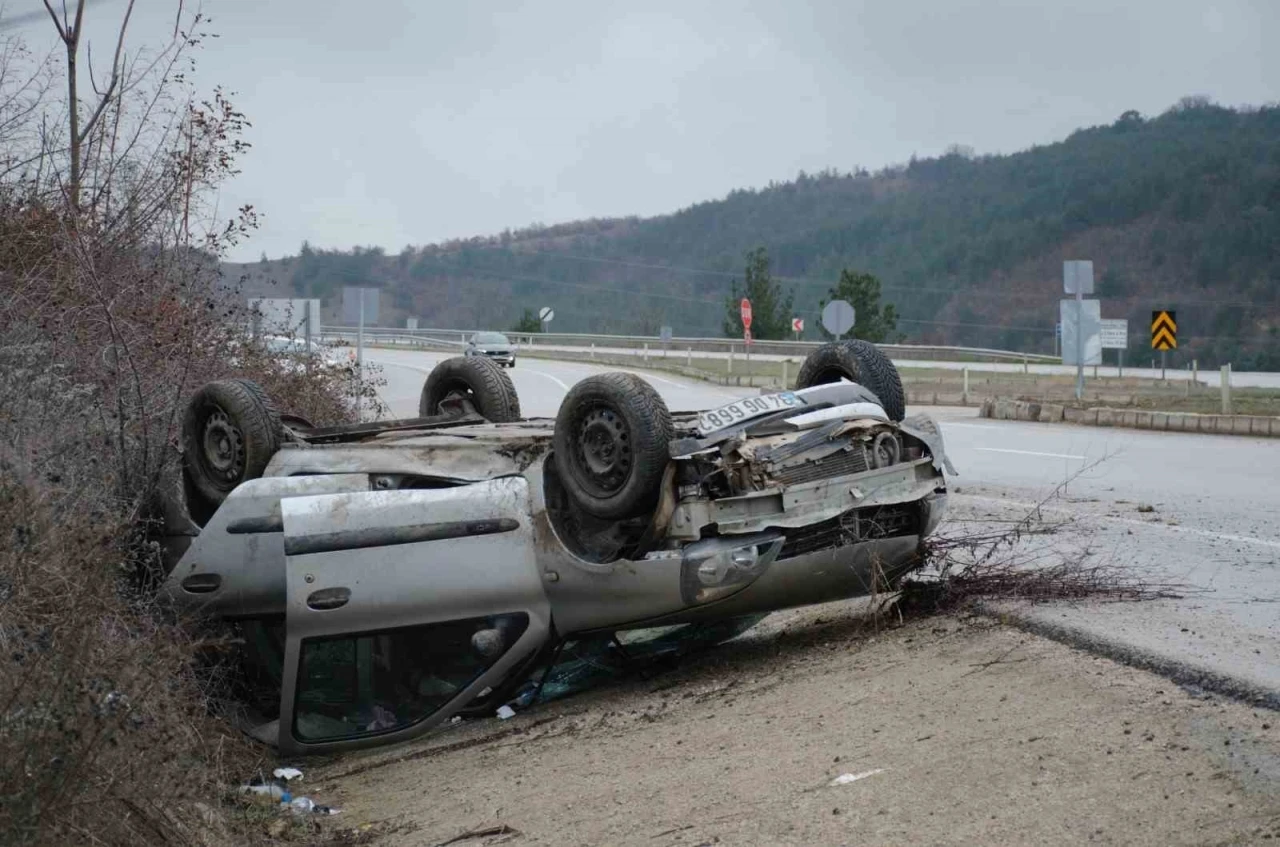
[1151,310,1177,350]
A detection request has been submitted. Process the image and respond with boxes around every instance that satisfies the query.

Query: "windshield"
[472,332,510,345]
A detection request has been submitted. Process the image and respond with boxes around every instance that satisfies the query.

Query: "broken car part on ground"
[156,341,951,755]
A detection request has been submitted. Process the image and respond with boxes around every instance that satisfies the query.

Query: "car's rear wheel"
[419,356,521,421]
[553,373,672,519]
[794,341,864,391]
[181,379,282,511]
[794,340,905,421]
[845,340,905,421]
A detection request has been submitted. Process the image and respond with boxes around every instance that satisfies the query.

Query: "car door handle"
[306,587,351,611]
[181,573,222,594]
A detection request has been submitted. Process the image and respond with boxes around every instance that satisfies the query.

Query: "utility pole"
[357,291,365,370]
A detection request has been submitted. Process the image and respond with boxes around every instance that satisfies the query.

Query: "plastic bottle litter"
[496,705,516,720]
[241,782,289,801]
[289,796,316,814]
[829,768,885,787]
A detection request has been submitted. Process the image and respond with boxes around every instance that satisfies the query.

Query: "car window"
[292,612,529,742]
[472,332,509,345]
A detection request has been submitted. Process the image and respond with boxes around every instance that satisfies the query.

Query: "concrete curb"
[978,397,1280,438]
[981,604,1280,712]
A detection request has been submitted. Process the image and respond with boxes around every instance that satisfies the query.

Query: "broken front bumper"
[669,456,944,539]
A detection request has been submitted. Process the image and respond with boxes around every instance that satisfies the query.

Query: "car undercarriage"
[158,340,952,754]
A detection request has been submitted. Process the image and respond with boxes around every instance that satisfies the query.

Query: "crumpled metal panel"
[899,413,958,476]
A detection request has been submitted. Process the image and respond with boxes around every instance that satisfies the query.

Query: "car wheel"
[419,356,521,422]
[553,372,672,520]
[845,340,905,421]
[181,379,283,509]
[794,341,864,390]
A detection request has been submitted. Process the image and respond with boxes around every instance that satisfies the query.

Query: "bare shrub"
[0,5,378,844]
[899,463,1189,616]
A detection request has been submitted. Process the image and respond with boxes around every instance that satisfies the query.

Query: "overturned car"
[160,340,953,755]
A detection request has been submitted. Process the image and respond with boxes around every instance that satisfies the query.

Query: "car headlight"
[680,531,785,605]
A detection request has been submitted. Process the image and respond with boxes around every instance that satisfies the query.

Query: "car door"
[277,476,551,755]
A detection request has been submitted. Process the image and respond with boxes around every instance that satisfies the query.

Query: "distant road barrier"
[317,326,1061,365]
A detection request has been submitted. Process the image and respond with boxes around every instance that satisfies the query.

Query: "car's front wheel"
[553,373,672,519]
[180,379,282,513]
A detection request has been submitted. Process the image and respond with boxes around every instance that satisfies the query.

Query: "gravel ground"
[303,601,1280,847]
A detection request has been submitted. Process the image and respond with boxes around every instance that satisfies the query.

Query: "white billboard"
[1060,299,1102,366]
[249,298,321,337]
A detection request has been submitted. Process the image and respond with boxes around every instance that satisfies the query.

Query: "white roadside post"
[1063,261,1099,402]
[1222,364,1233,415]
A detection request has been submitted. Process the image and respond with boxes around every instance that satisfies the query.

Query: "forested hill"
[229,99,1280,368]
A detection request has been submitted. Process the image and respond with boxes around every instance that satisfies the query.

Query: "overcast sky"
[8,1,1279,262]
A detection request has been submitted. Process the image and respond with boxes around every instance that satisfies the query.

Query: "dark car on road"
[466,331,516,367]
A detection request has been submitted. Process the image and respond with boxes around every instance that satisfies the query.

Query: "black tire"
[845,340,905,421]
[419,356,521,422]
[553,373,673,520]
[181,379,282,508]
[794,341,864,390]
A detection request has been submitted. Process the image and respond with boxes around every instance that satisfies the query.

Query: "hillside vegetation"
[234,98,1280,368]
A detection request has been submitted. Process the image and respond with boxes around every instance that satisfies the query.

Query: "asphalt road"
[367,349,1280,700]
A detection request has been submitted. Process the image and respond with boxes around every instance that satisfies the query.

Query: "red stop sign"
[740,298,753,330]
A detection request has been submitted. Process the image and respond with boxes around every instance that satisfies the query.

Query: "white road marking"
[939,422,1003,430]
[958,493,1280,551]
[974,448,1087,460]
[520,368,570,391]
[617,369,691,390]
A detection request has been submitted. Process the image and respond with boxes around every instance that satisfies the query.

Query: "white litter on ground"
[273,767,303,781]
[496,705,516,720]
[828,769,885,786]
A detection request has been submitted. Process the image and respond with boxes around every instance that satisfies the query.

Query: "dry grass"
[0,8,383,845]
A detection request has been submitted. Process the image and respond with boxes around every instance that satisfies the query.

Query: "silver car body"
[161,383,951,755]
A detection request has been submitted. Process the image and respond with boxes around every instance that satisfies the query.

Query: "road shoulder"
[310,605,1280,846]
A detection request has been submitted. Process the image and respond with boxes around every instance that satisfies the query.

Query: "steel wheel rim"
[574,406,632,496]
[200,406,245,487]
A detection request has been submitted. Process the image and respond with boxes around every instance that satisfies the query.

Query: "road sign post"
[1064,261,1094,400]
[1151,310,1176,382]
[740,299,753,384]
[791,316,804,340]
[821,300,855,339]
[1100,318,1128,378]
[539,306,555,333]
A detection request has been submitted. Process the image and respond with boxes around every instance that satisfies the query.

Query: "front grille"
[777,503,920,560]
[774,447,869,487]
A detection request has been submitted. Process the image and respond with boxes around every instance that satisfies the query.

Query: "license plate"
[697,392,803,434]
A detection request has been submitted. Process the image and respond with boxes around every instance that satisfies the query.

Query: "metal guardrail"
[317,326,1060,365]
